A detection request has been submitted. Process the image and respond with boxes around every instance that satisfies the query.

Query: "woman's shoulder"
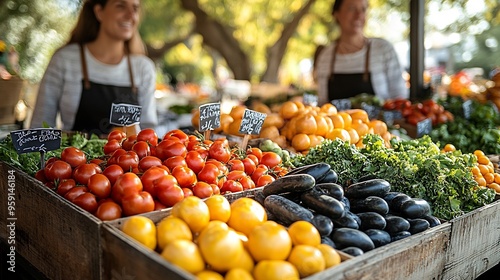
[49,43,81,63]
[369,37,396,50]
[130,54,155,72]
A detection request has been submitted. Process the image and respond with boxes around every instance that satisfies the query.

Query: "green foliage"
[291,134,496,220]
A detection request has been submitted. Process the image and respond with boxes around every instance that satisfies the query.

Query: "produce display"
[290,135,496,221]
[121,195,343,279]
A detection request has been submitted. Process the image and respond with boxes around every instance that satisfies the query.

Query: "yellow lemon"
[253,260,299,280]
[121,216,157,250]
[156,216,193,250]
[287,220,321,246]
[172,196,210,233]
[227,197,267,236]
[204,194,231,222]
[160,239,205,274]
[287,245,326,278]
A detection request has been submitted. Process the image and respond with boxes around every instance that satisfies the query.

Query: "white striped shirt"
[316,37,408,106]
[31,43,158,130]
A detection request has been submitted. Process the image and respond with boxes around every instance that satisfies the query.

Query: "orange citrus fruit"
[227,197,267,236]
[287,220,321,246]
[291,133,311,152]
[225,268,254,280]
[317,244,341,268]
[287,245,326,277]
[161,239,205,274]
[247,221,292,261]
[325,128,351,143]
[338,112,352,128]
[156,216,193,250]
[121,216,157,250]
[295,114,317,135]
[279,101,299,119]
[253,260,299,280]
[171,196,210,233]
[204,194,232,223]
[196,270,224,280]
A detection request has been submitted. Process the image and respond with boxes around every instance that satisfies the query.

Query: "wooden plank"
[0,162,102,279]
[306,223,451,280]
[101,223,195,280]
[442,199,500,279]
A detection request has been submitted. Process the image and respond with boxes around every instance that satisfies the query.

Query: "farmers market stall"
[1,84,500,279]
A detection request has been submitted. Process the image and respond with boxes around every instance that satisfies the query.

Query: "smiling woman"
[30,0,158,136]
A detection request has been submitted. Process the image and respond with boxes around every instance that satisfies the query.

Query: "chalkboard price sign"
[110,103,142,126]
[10,128,62,154]
[416,118,432,138]
[461,99,473,119]
[361,102,381,120]
[331,99,351,111]
[199,103,221,132]
[382,110,403,126]
[303,92,318,107]
[238,109,267,135]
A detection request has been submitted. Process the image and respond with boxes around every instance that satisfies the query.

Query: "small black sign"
[361,103,381,120]
[238,109,267,135]
[382,110,403,126]
[10,128,62,154]
[416,118,432,138]
[331,99,351,111]
[462,99,473,119]
[110,103,142,126]
[199,103,221,132]
[303,93,318,107]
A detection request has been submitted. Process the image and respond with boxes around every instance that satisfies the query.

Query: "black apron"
[327,40,375,101]
[72,44,138,136]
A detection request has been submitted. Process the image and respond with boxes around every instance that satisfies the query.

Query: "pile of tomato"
[34,128,287,221]
[383,98,454,126]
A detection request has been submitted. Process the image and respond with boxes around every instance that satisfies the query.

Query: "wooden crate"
[0,162,103,279]
[442,199,500,279]
[306,223,451,280]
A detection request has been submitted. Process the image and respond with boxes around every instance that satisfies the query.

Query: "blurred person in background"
[315,0,408,106]
[31,0,157,135]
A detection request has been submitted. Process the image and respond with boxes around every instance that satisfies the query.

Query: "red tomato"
[226,170,246,181]
[45,156,58,167]
[155,175,184,207]
[121,191,155,216]
[60,147,87,168]
[171,166,197,188]
[251,166,269,182]
[111,172,143,203]
[89,158,104,166]
[103,139,122,155]
[154,137,187,160]
[154,200,167,211]
[64,186,89,202]
[260,152,282,169]
[197,163,220,185]
[73,192,98,213]
[106,148,126,166]
[246,154,259,166]
[44,160,73,182]
[239,175,255,190]
[73,163,102,185]
[227,159,244,172]
[137,128,159,146]
[138,156,163,172]
[35,169,48,183]
[163,155,187,171]
[182,187,193,198]
[56,178,76,196]
[206,158,228,175]
[193,144,209,159]
[220,179,243,194]
[141,166,169,197]
[163,129,189,144]
[242,157,256,175]
[107,130,127,142]
[208,138,231,163]
[210,184,220,195]
[256,174,275,187]
[121,134,137,151]
[102,164,124,186]
[95,201,122,220]
[116,151,139,172]
[87,173,111,199]
[185,150,206,174]
[247,147,263,163]
[131,141,151,159]
[192,181,214,199]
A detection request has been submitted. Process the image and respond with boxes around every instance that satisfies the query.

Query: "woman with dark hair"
[31,0,157,135]
[315,0,408,106]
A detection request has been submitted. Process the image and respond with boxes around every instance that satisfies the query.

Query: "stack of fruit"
[122,195,343,280]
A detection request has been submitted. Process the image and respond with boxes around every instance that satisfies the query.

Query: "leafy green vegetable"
[0,133,107,176]
[291,134,496,220]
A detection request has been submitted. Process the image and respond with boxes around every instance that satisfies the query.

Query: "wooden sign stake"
[204,130,211,141]
[241,134,251,151]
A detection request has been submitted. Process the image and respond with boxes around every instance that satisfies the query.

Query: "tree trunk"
[261,0,317,83]
[180,0,252,81]
[145,30,194,61]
